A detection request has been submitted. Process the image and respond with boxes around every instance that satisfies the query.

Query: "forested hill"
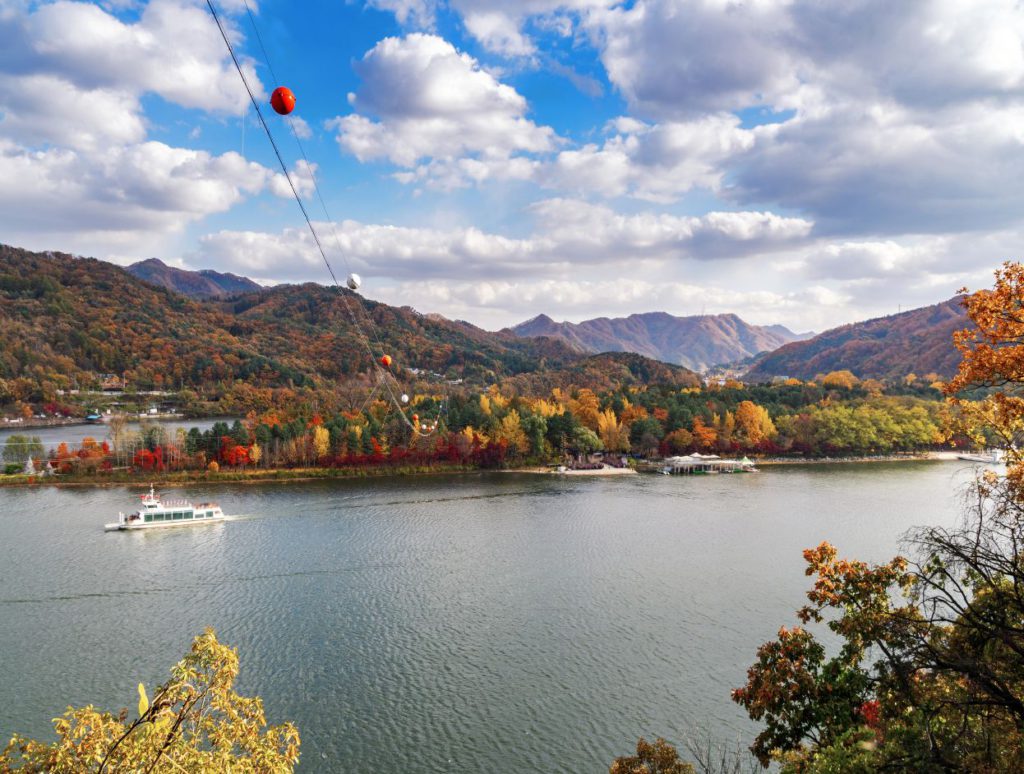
[0,244,697,399]
[127,258,262,298]
[744,297,969,381]
[509,311,803,372]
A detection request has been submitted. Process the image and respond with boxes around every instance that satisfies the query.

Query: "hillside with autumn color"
[0,244,697,413]
[744,298,969,382]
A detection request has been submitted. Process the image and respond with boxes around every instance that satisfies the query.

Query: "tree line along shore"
[0,372,985,487]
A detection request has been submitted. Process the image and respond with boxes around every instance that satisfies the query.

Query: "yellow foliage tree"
[312,426,330,459]
[494,410,530,456]
[597,408,631,453]
[1,629,300,772]
[568,388,601,430]
[734,401,777,446]
[528,398,564,418]
[462,425,488,446]
[249,442,262,467]
[485,385,509,412]
[822,370,860,389]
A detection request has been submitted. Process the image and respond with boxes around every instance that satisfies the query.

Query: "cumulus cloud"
[544,114,758,201]
[0,0,281,258]
[366,0,613,56]
[0,140,271,237]
[529,199,812,259]
[730,98,1024,234]
[801,239,946,281]
[586,0,800,119]
[0,74,146,150]
[14,0,258,114]
[572,0,1024,233]
[269,159,319,200]
[193,198,813,293]
[330,34,558,186]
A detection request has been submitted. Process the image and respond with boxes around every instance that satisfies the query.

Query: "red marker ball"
[270,86,296,116]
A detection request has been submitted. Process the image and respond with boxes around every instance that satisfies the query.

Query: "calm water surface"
[0,463,978,771]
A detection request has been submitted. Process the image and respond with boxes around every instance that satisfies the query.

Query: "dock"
[660,453,758,475]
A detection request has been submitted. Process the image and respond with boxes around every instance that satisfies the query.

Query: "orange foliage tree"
[732,264,1024,771]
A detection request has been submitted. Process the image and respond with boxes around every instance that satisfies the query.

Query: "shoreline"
[757,451,966,466]
[0,451,984,489]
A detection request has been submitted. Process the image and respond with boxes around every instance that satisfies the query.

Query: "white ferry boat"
[104,485,225,531]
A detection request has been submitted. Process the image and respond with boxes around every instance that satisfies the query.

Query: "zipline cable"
[206,0,445,436]
[239,0,396,374]
[238,2,397,389]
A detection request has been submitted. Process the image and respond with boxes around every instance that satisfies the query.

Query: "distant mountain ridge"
[0,244,699,399]
[127,258,262,298]
[744,297,969,381]
[509,311,805,372]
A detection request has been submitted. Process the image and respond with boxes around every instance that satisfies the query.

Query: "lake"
[0,462,978,771]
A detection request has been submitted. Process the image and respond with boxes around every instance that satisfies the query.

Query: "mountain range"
[0,243,973,399]
[743,297,969,381]
[0,245,698,401]
[127,257,262,298]
[509,312,809,372]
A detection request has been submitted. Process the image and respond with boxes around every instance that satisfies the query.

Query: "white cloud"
[731,98,1024,233]
[331,33,558,186]
[365,0,614,56]
[0,74,146,150]
[572,0,1024,232]
[194,200,812,285]
[544,114,758,201]
[0,139,267,229]
[0,139,275,254]
[21,0,258,114]
[269,159,318,199]
[802,239,946,281]
[0,0,279,259]
[365,0,435,27]
[286,115,313,139]
[529,199,812,258]
[586,0,800,119]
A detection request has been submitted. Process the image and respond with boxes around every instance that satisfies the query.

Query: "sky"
[0,0,1021,333]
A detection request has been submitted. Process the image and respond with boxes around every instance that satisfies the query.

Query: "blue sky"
[1,0,1022,332]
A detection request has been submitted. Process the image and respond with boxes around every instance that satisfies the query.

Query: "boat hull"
[104,515,226,531]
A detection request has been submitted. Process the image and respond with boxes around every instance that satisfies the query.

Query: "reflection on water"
[0,463,976,772]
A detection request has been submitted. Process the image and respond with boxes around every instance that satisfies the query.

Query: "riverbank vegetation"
[2,374,969,484]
